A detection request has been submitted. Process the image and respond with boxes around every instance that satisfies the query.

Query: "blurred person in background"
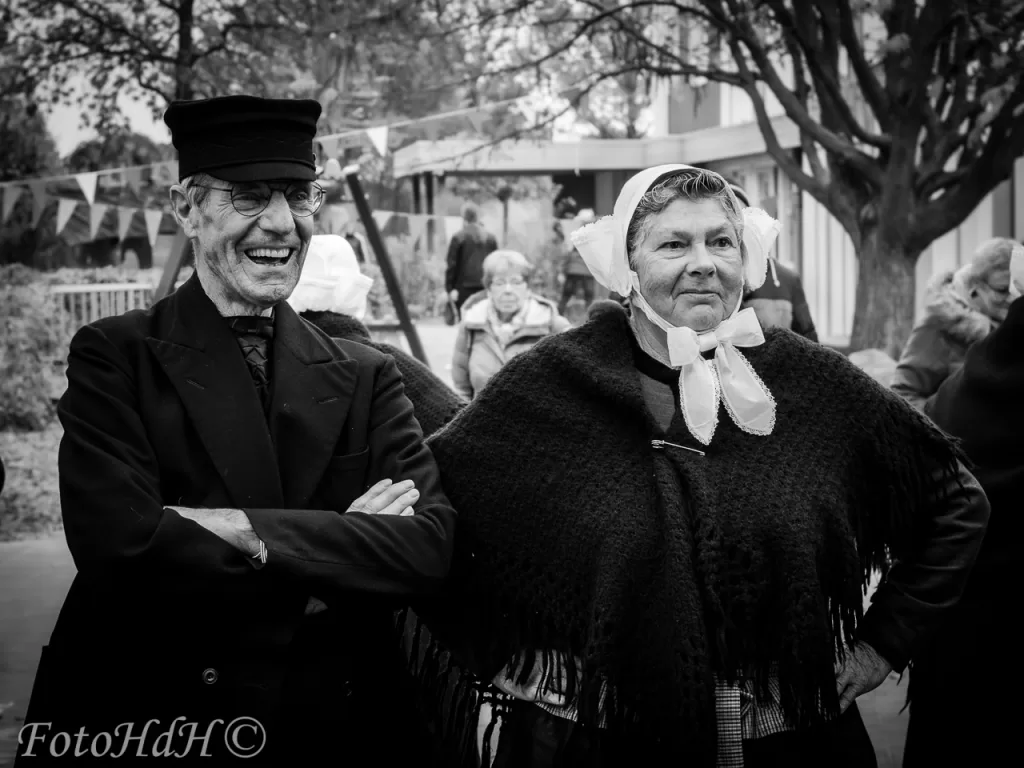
[903,242,1024,767]
[731,182,818,341]
[451,249,570,400]
[446,202,499,313]
[290,234,466,438]
[559,208,598,315]
[892,237,1016,411]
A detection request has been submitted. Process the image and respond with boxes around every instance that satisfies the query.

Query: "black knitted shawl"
[412,309,965,765]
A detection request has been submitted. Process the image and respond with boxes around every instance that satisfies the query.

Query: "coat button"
[202,668,219,685]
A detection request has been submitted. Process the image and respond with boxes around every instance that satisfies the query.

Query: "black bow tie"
[226,315,275,340]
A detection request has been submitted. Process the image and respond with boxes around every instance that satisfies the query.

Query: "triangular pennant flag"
[29,181,48,227]
[365,125,389,157]
[407,214,428,246]
[149,161,178,186]
[74,172,98,205]
[89,203,110,240]
[466,110,489,133]
[144,209,163,247]
[1,185,23,226]
[124,168,143,194]
[117,207,136,241]
[56,198,78,235]
[371,210,393,232]
[422,119,442,141]
[318,137,339,161]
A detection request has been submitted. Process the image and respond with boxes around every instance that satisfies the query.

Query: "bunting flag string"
[0,79,590,194]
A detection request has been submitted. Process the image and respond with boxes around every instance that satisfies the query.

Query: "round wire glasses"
[195,182,326,218]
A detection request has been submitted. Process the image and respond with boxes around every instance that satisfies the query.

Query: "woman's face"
[972,268,1012,321]
[488,268,529,315]
[632,197,744,332]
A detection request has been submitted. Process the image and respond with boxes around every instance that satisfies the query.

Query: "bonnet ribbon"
[632,288,775,445]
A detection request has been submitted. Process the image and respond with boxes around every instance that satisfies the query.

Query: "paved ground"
[0,320,910,766]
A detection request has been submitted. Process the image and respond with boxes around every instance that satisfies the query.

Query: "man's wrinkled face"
[178,179,316,313]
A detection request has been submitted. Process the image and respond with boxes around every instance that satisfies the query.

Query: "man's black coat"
[21,274,456,764]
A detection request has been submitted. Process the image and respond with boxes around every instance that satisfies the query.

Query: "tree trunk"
[848,228,921,360]
[175,0,195,100]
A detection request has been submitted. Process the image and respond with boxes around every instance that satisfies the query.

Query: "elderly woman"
[892,237,1017,410]
[408,165,989,768]
[450,249,570,399]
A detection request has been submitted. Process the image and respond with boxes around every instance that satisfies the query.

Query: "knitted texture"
[416,309,966,765]
[299,310,466,437]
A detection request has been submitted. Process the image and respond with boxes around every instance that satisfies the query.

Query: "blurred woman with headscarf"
[892,237,1017,411]
[289,235,465,437]
[408,165,989,768]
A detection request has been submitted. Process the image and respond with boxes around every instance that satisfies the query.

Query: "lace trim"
[719,344,777,438]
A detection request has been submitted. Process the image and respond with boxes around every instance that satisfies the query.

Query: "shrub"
[1,267,68,430]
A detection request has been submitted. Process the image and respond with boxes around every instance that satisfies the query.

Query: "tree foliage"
[450,0,1024,354]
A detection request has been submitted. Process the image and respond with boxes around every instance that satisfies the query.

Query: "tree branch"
[917,86,1024,247]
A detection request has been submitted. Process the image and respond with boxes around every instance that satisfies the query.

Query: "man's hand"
[167,506,261,557]
[347,479,418,516]
[835,642,892,713]
[449,289,459,303]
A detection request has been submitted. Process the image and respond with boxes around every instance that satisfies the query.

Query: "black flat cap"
[163,95,322,183]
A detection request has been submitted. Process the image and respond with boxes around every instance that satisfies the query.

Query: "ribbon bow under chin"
[665,307,776,445]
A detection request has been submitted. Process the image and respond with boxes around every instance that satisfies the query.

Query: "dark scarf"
[411,309,966,765]
[226,314,275,414]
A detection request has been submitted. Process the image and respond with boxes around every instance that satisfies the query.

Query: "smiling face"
[631,197,745,332]
[170,176,314,316]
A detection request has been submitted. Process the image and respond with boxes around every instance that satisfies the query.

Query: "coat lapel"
[145,275,285,509]
[268,303,359,509]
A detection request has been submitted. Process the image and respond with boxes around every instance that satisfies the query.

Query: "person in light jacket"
[891,237,1016,411]
[451,250,571,399]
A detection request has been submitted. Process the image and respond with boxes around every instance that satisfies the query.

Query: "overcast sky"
[46,92,171,157]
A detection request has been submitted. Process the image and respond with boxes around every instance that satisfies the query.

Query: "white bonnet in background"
[288,234,374,320]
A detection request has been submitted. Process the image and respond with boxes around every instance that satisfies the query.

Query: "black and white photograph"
[1,0,1021,765]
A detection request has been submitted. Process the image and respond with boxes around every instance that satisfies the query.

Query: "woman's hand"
[835,642,892,712]
[347,479,418,516]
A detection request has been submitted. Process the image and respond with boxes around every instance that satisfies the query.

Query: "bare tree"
[449,0,1024,355]
[12,0,293,134]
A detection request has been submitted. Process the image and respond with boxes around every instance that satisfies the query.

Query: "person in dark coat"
[445,203,499,312]
[19,96,457,765]
[730,184,818,341]
[904,245,1024,767]
[286,232,466,437]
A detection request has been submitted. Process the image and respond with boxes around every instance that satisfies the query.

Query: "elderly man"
[21,96,456,765]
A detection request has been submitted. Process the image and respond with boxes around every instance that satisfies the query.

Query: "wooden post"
[344,167,429,366]
[424,172,435,255]
[152,228,190,303]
